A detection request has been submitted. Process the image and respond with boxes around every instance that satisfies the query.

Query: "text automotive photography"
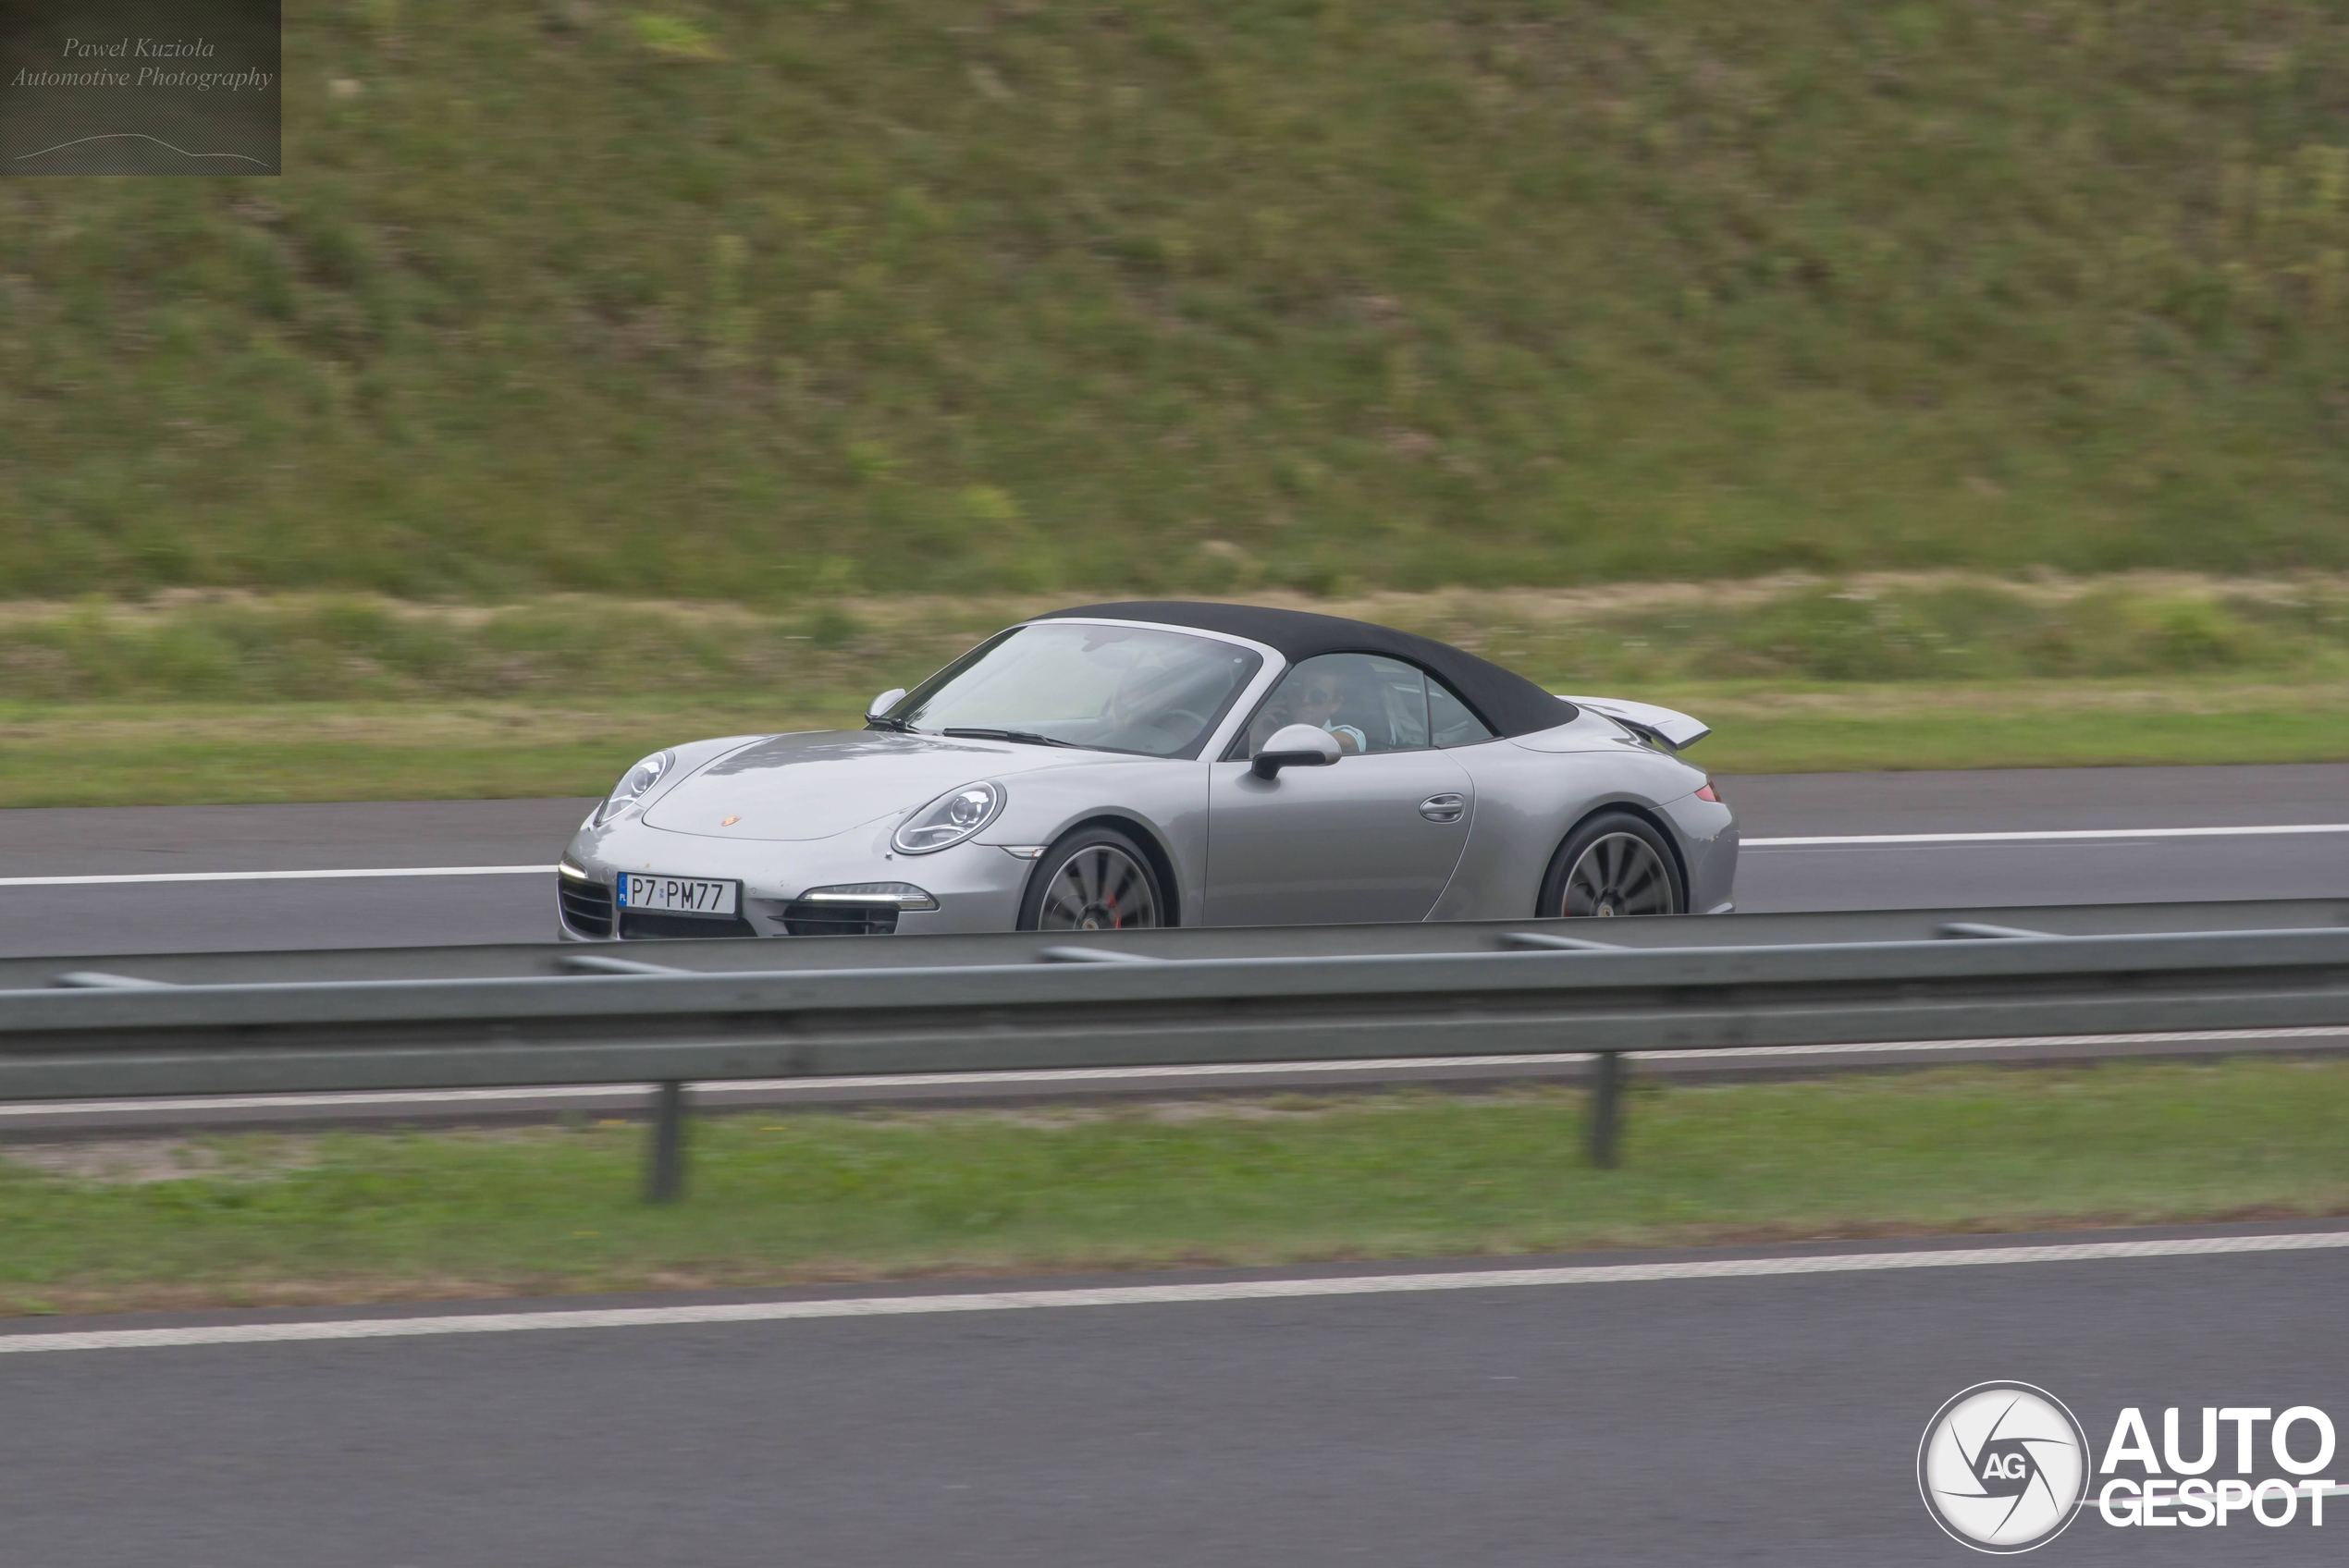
[1,0,277,175]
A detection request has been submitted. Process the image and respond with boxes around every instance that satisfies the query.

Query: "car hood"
[640,729,1100,842]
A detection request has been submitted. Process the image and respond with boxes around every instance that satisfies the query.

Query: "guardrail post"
[646,1081,686,1203]
[1586,1051,1623,1169]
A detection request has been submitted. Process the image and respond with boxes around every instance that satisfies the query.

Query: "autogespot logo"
[1918,1382,2092,1553]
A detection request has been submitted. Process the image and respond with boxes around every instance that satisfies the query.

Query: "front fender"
[976,760,1211,926]
[571,732,781,851]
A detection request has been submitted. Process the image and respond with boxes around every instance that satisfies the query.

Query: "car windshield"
[888,623,1262,758]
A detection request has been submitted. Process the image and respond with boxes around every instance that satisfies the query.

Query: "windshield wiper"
[939,727,1082,749]
[865,715,912,732]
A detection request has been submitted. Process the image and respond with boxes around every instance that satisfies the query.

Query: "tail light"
[1694,782,1722,803]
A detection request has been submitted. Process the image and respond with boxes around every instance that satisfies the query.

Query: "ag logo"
[1918,1382,2089,1553]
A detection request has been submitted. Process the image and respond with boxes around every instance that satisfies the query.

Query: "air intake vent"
[781,902,900,937]
[558,879,615,938]
[619,910,756,940]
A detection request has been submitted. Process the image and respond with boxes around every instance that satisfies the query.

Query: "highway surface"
[2,764,2344,957]
[4,776,2343,1563]
[3,762,2343,1133]
[2,1222,2342,1566]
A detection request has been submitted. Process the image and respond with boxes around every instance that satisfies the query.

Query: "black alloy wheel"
[1018,826,1167,931]
[1537,811,1685,919]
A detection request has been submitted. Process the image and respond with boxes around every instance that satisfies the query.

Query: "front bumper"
[557,818,1039,940]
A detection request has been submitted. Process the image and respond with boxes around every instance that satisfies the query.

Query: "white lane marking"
[1650,1025,2349,1058]
[0,865,555,888]
[1745,823,2349,848]
[2,1026,2339,1121]
[6,1231,2346,1355]
[4,822,2342,884]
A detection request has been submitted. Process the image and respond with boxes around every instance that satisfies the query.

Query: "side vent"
[558,879,615,938]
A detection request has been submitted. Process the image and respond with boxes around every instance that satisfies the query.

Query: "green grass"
[2,578,2344,804]
[6,680,2345,807]
[1667,680,2349,774]
[0,700,828,807]
[7,576,2348,703]
[3,1060,2343,1316]
[9,4,2349,597]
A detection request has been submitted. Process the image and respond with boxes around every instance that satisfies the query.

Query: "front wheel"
[1536,812,1684,919]
[1018,826,1167,931]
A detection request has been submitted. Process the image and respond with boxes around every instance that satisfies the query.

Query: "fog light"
[793,882,939,910]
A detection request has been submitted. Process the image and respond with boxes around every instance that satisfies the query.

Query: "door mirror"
[1250,723,1343,779]
[867,687,908,721]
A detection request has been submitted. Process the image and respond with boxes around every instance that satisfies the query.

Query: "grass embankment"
[3,576,2344,804]
[9,683,2347,807]
[9,3,2349,597]
[2,1060,2343,1316]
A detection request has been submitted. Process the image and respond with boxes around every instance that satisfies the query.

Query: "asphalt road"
[0,797,582,958]
[2,764,2343,957]
[2,1223,2342,1566]
[1730,764,2349,913]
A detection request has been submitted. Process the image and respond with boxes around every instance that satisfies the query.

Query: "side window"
[1242,654,1430,755]
[1428,675,1496,747]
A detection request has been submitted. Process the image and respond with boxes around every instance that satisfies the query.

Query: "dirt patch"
[2,1136,320,1185]
[4,570,2348,632]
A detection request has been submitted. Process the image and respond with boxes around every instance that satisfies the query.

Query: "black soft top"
[1037,601,1578,739]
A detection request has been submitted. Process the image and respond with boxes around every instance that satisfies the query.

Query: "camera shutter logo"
[1918,1382,2090,1552]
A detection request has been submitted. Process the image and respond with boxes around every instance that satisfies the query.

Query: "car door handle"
[1419,792,1466,824]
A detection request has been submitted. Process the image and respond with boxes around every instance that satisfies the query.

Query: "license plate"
[616,874,740,916]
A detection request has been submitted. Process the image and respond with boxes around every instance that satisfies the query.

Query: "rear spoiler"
[1560,695,1711,753]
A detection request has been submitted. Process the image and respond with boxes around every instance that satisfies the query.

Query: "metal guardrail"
[3,900,2346,1197]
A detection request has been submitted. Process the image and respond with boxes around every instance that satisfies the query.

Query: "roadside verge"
[3,1058,2344,1317]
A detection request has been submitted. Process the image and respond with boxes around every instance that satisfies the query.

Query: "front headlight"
[595,750,673,826]
[892,779,1004,854]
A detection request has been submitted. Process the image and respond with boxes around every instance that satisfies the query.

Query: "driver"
[1102,662,1204,748]
[1253,665,1367,754]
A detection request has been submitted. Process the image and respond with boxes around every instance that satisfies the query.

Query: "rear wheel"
[1537,812,1684,919]
[1019,826,1167,931]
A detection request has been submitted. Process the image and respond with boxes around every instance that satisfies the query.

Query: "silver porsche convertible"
[556,602,1736,939]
